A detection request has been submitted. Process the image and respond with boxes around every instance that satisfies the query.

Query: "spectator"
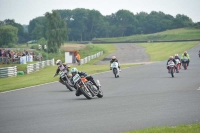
[22,52,26,56]
[38,53,43,61]
[75,51,81,65]
[25,50,29,55]
[0,49,2,63]
[0,49,2,56]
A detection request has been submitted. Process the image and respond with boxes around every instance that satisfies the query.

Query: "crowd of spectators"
[0,48,40,64]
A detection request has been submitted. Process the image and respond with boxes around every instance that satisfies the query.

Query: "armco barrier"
[80,51,103,65]
[27,58,54,74]
[0,66,17,78]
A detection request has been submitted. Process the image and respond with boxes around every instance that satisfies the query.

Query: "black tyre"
[183,63,187,70]
[65,81,73,91]
[97,88,103,98]
[113,68,117,78]
[79,85,93,99]
[87,83,98,96]
[171,68,174,77]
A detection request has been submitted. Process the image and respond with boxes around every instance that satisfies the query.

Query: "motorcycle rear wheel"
[97,88,103,98]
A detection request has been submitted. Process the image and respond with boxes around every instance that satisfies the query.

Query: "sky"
[0,0,200,25]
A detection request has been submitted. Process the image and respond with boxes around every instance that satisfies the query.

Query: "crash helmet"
[71,67,78,75]
[169,56,173,60]
[112,56,116,59]
[56,60,62,66]
[184,51,187,55]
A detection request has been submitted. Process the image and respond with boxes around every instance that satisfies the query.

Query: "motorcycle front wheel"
[65,80,74,91]
[170,68,174,78]
[113,68,117,78]
[79,84,93,99]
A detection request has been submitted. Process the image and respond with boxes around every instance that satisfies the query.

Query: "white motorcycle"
[110,62,120,78]
[167,60,175,78]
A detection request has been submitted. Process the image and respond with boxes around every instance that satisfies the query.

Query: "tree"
[28,17,46,40]
[70,8,89,41]
[0,25,18,47]
[3,19,28,43]
[115,10,137,36]
[174,14,193,28]
[45,10,69,53]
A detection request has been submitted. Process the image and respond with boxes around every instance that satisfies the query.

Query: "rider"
[174,54,181,69]
[70,67,101,96]
[54,60,70,85]
[166,56,177,73]
[110,56,121,71]
[181,51,190,68]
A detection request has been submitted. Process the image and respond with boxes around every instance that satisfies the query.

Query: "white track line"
[0,62,154,94]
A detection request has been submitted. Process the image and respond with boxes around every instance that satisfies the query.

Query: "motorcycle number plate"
[111,62,118,67]
[60,72,65,78]
[73,74,81,83]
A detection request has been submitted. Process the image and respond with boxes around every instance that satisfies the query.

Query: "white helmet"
[112,56,116,59]
[56,60,62,66]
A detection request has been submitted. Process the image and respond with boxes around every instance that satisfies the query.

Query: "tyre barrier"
[0,66,17,78]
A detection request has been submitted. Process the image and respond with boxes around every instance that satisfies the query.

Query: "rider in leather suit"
[71,67,100,96]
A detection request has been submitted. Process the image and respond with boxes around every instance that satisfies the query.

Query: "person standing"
[74,51,81,65]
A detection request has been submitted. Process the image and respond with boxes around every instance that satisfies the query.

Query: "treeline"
[28,8,200,41]
[1,8,200,48]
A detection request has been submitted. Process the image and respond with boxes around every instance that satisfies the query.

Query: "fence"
[0,66,17,78]
[27,58,55,74]
[80,51,103,65]
[0,55,33,64]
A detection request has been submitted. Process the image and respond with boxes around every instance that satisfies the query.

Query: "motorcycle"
[175,59,181,72]
[181,57,189,70]
[110,62,120,78]
[72,74,103,99]
[58,71,75,91]
[167,60,175,78]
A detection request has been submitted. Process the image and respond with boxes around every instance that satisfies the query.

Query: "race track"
[0,44,200,133]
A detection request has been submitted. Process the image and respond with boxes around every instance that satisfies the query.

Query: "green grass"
[94,28,200,42]
[0,63,138,92]
[124,123,200,133]
[138,41,199,61]
[79,44,116,59]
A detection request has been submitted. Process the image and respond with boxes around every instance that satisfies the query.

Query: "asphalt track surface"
[0,44,200,133]
[96,43,150,65]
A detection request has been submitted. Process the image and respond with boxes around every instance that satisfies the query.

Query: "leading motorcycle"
[72,74,103,99]
[110,62,120,78]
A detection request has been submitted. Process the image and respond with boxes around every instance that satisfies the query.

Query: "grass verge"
[138,41,199,61]
[94,28,200,42]
[124,123,200,133]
